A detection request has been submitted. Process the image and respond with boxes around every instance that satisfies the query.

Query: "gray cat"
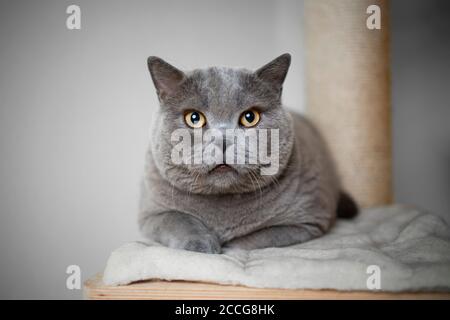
[139,54,357,254]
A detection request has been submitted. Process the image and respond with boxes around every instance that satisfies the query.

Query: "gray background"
[0,0,448,299]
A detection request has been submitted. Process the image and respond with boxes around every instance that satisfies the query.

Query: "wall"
[391,0,450,225]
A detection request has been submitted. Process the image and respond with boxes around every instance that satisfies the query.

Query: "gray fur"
[140,54,341,253]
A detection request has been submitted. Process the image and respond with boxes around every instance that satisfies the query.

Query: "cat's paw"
[223,238,254,251]
[182,234,221,254]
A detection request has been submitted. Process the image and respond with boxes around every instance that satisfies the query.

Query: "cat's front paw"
[223,237,254,251]
[182,234,221,254]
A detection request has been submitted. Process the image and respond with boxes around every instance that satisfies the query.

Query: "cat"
[139,53,358,254]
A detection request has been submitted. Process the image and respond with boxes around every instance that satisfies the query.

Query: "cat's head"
[147,54,294,195]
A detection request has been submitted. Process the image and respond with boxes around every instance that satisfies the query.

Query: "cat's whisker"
[192,172,201,194]
[249,169,263,208]
[268,174,281,189]
[171,182,175,203]
[246,170,257,201]
[187,170,201,197]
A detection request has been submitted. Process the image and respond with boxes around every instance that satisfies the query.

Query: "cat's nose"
[222,136,236,163]
[212,125,236,163]
[214,127,232,162]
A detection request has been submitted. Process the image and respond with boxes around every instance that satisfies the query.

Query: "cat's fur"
[139,54,357,253]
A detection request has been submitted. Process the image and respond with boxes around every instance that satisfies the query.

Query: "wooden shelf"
[84,274,450,300]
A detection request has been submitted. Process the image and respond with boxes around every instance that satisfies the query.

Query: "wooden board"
[84,274,450,300]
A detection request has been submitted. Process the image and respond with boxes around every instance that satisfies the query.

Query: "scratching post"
[304,0,392,208]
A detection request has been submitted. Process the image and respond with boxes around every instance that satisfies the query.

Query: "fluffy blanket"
[103,205,450,291]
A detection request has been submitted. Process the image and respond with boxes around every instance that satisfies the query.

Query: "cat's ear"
[147,56,186,100]
[255,53,291,92]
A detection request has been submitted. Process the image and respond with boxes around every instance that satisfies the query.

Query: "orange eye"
[239,109,260,127]
[184,111,206,128]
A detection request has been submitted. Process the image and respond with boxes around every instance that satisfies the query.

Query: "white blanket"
[103,205,450,291]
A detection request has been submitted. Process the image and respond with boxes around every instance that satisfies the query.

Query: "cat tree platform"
[84,274,450,300]
[85,204,450,300]
[84,0,450,299]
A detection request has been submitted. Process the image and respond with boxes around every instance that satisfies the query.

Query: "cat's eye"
[239,109,260,128]
[184,110,206,128]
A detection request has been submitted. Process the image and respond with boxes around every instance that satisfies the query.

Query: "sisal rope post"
[304,0,392,208]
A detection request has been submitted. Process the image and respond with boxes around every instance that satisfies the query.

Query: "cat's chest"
[152,177,303,242]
